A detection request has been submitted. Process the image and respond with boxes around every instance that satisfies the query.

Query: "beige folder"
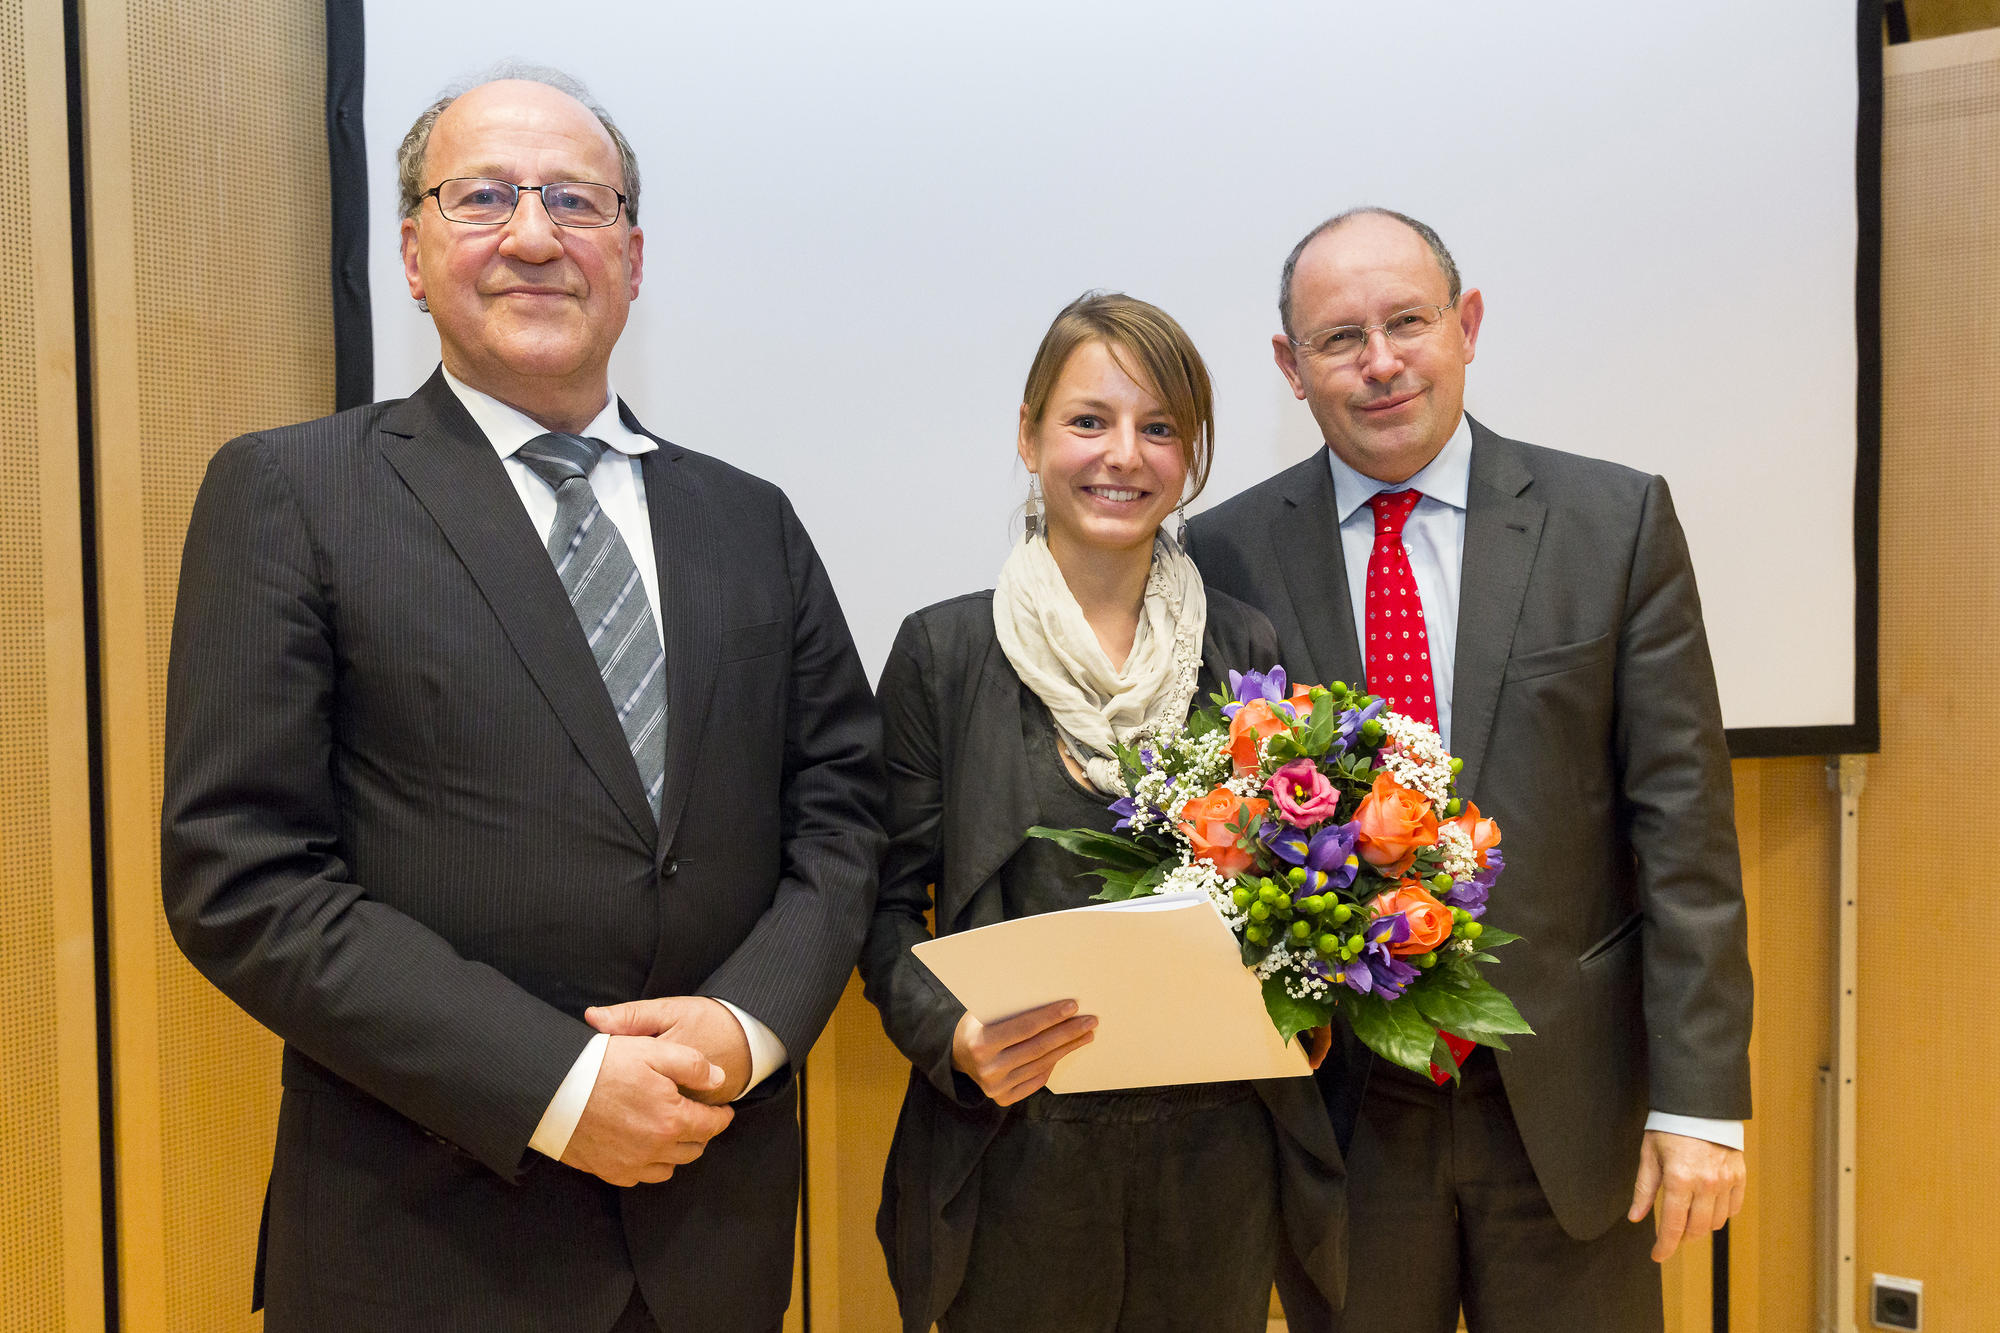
[911,890,1312,1093]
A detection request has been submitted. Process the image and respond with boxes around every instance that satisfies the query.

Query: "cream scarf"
[992,534,1207,796]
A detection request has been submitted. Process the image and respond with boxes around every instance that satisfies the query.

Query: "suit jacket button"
[662,859,679,878]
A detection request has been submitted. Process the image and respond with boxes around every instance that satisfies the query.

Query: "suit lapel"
[1273,453,1365,690]
[376,373,657,844]
[1450,421,1545,802]
[630,411,723,865]
[939,634,1039,931]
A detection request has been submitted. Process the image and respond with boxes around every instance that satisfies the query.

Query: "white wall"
[366,0,1859,730]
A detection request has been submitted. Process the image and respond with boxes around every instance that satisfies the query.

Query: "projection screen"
[336,1,1877,755]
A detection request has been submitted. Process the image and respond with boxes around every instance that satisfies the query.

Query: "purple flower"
[1224,665,1291,720]
[1336,698,1386,747]
[1108,796,1138,832]
[1340,913,1420,998]
[1264,820,1361,896]
[1444,847,1503,920]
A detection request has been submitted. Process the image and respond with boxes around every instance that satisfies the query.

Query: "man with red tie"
[1186,208,1752,1332]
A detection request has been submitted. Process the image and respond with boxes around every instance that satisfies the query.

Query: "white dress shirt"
[1326,413,1741,1154]
[441,369,788,1161]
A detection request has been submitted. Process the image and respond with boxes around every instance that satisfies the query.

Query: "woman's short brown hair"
[1021,291,1216,506]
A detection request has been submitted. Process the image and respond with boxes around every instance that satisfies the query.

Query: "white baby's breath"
[1378,713,1454,810]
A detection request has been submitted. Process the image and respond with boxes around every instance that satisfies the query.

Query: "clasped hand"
[558,996,754,1188]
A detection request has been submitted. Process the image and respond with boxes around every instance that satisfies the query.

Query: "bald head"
[1277,207,1460,338]
[397,65,641,223]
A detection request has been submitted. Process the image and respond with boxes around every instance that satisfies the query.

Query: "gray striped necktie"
[517,432,667,822]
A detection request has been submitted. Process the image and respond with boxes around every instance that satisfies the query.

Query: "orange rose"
[1352,771,1438,877]
[1226,689,1312,775]
[1447,800,1501,867]
[1373,880,1455,957]
[1177,786,1270,879]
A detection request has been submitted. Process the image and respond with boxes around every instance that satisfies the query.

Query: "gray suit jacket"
[858,588,1347,1332]
[1186,417,1752,1239]
[161,370,884,1332]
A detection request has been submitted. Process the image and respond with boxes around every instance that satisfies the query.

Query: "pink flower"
[1265,759,1341,828]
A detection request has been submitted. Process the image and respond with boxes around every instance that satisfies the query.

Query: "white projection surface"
[363,1,1860,733]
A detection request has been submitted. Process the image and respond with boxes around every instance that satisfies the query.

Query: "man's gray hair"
[395,61,642,223]
[1277,207,1461,338]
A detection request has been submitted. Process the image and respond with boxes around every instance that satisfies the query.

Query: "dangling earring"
[1024,475,1044,541]
[1174,505,1189,552]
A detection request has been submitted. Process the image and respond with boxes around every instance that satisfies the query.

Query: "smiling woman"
[857,292,1346,1332]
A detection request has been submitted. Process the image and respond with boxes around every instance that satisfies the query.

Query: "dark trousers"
[611,1287,783,1333]
[941,1083,1279,1333]
[1278,1048,1662,1333]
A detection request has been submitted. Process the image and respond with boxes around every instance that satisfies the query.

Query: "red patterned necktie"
[1364,489,1476,1085]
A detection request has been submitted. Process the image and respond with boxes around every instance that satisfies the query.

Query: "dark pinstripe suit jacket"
[1187,417,1752,1241]
[161,370,883,1333]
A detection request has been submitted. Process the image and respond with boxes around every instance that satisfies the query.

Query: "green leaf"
[1470,927,1522,950]
[1086,862,1168,903]
[1187,707,1224,739]
[1261,973,1331,1045]
[1302,696,1338,756]
[1413,972,1535,1039]
[1339,990,1439,1077]
[1025,825,1155,870]
[1428,1031,1462,1083]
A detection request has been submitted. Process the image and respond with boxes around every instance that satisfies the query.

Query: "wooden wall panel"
[1854,29,2000,1332]
[79,0,332,1325]
[1734,756,1839,1333]
[0,1,103,1329]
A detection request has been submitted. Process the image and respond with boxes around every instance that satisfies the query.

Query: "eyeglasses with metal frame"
[422,177,629,229]
[1289,299,1459,364]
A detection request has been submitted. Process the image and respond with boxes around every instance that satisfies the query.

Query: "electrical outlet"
[1871,1273,1921,1331]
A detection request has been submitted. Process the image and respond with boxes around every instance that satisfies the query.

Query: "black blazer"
[1187,418,1752,1239]
[857,586,1347,1333]
[161,370,883,1333]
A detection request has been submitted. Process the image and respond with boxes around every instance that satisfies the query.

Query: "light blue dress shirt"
[1324,412,1741,1153]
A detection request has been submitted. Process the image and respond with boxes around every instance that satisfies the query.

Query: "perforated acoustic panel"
[1857,33,2000,1333]
[0,1,65,1327]
[83,0,332,1326]
[3,0,101,1329]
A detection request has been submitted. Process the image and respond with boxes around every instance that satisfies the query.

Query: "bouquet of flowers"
[1028,667,1531,1080]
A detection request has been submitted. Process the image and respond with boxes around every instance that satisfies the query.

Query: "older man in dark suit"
[161,70,881,1333]
[1186,208,1752,1332]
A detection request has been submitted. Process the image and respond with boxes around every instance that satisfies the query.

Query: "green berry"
[1333,904,1353,925]
[1418,952,1438,968]
[1287,867,1307,888]
[1259,883,1282,905]
[1430,872,1453,893]
[1316,934,1339,955]
[1231,887,1251,909]
[1445,798,1463,817]
[1465,921,1483,938]
[1450,757,1464,774]
[1291,920,1312,941]
[1246,924,1268,945]
[1249,902,1270,922]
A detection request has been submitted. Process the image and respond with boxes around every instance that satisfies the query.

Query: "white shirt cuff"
[713,998,789,1099]
[1645,1111,1744,1151]
[530,1032,609,1161]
